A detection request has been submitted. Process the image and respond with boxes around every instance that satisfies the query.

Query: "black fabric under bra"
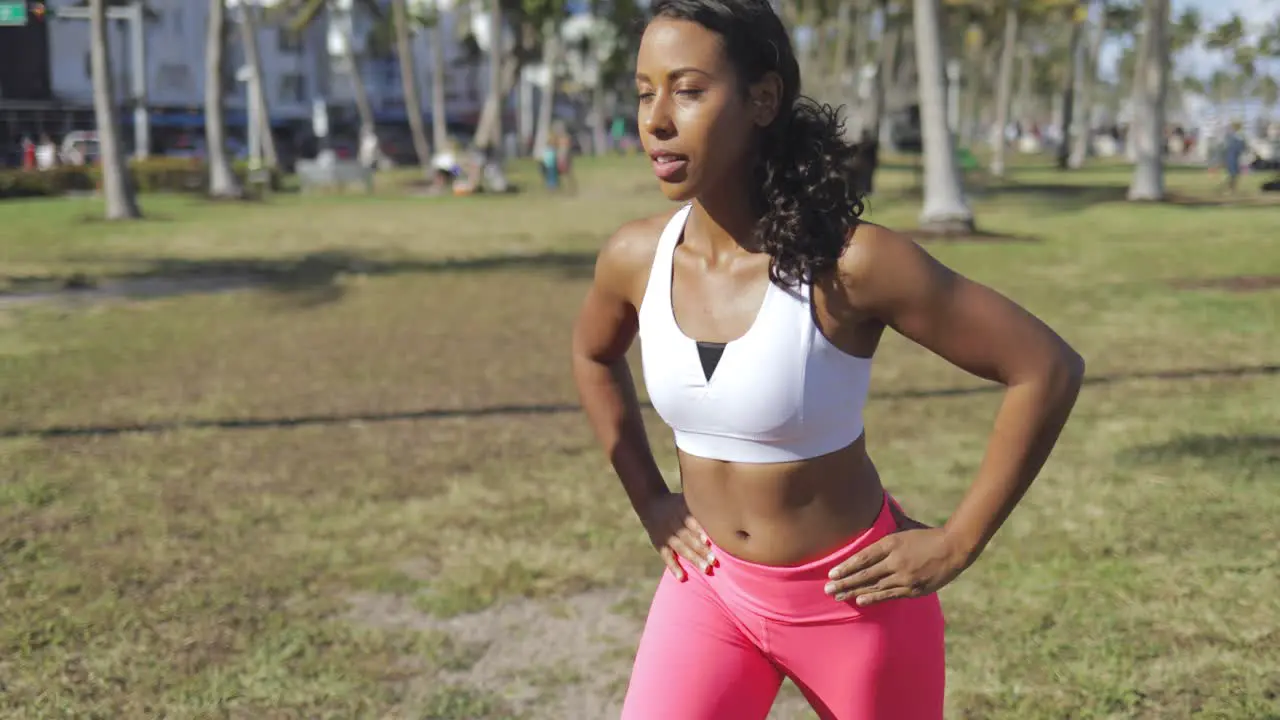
[695,341,726,381]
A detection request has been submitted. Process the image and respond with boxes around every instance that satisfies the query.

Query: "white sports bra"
[637,204,874,464]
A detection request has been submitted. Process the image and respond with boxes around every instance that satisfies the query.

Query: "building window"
[279,73,306,103]
[83,51,92,79]
[277,28,303,53]
[158,64,190,93]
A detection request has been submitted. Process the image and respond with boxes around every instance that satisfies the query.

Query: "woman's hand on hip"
[823,502,967,606]
[640,492,716,581]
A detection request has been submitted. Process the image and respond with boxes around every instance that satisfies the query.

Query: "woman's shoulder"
[595,208,683,281]
[838,221,918,274]
[828,221,948,310]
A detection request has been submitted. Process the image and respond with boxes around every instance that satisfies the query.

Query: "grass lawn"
[1,156,1278,719]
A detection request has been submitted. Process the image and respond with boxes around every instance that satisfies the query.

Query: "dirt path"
[348,587,817,719]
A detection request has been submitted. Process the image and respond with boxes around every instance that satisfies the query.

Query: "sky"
[1106,0,1279,81]
[1145,0,1278,122]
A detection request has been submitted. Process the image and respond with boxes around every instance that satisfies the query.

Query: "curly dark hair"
[647,0,869,287]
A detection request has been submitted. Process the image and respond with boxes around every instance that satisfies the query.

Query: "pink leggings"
[620,494,945,720]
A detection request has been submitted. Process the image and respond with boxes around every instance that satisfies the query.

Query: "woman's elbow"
[1051,345,1086,399]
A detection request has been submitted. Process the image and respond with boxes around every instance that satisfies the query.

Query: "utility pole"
[56,1,149,159]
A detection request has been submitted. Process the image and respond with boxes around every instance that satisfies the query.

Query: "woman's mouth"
[650,152,689,181]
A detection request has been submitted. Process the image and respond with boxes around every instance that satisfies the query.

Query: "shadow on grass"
[1119,433,1280,468]
[1169,275,1280,293]
[4,363,1276,441]
[881,178,1280,214]
[0,249,598,309]
[74,212,178,225]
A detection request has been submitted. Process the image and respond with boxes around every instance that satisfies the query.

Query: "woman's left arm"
[823,225,1086,606]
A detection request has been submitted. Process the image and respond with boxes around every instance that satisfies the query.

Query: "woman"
[570,0,1085,717]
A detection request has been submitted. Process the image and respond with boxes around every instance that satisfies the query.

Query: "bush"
[0,166,97,198]
[0,158,283,199]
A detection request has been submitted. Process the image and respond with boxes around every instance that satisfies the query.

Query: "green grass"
[1,156,1278,718]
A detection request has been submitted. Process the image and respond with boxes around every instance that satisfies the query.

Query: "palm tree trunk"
[238,2,278,170]
[430,22,449,152]
[534,20,559,156]
[472,55,519,150]
[913,0,975,232]
[1015,42,1032,127]
[206,0,242,198]
[851,4,871,133]
[89,0,140,219]
[392,0,432,171]
[833,0,855,125]
[485,0,505,151]
[590,80,607,156]
[868,2,899,147]
[335,22,378,153]
[1127,0,1168,200]
[1069,3,1105,168]
[1056,6,1084,169]
[962,29,989,147]
[1126,44,1145,161]
[990,6,1019,177]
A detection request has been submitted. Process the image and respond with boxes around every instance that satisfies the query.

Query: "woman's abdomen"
[680,434,887,567]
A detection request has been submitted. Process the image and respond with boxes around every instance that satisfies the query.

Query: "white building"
[324,0,493,129]
[45,0,329,126]
[38,0,496,140]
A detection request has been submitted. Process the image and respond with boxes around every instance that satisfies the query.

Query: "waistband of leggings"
[707,492,898,623]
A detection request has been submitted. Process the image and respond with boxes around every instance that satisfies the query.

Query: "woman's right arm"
[571,222,714,579]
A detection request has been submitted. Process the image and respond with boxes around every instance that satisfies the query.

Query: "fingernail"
[835,593,848,602]
[707,552,716,565]
[701,532,710,545]
[828,569,839,579]
[824,582,836,594]
[856,596,869,606]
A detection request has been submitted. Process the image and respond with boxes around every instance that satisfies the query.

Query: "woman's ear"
[748,72,784,127]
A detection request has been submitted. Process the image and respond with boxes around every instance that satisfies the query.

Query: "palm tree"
[424,2,450,153]
[829,0,855,130]
[1065,0,1104,169]
[1126,0,1168,201]
[88,0,141,219]
[867,0,903,150]
[464,0,515,152]
[206,0,243,197]
[484,0,504,151]
[392,0,433,171]
[1055,1,1085,169]
[281,0,382,164]
[237,1,279,170]
[914,0,975,232]
[533,17,561,156]
[989,2,1020,176]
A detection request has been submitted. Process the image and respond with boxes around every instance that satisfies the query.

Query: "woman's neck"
[687,194,762,262]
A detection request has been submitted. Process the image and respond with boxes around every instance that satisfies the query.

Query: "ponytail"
[752,98,868,287]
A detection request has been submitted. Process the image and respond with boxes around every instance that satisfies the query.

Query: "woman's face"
[635,19,773,203]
